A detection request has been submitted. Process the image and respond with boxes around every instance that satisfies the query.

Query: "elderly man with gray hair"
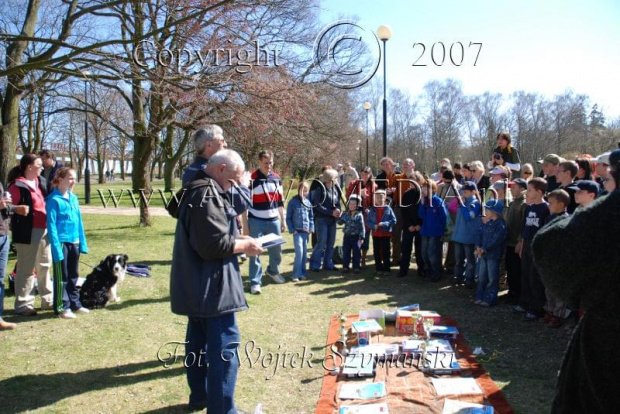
[182,125,227,187]
[171,149,263,413]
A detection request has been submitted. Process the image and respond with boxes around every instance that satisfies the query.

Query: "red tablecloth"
[315,314,514,414]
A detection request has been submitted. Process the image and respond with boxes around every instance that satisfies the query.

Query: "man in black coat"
[170,149,262,413]
[532,149,620,413]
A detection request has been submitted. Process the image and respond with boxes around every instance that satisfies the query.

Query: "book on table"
[428,325,460,340]
[350,343,400,360]
[351,319,383,333]
[342,354,376,377]
[338,382,387,400]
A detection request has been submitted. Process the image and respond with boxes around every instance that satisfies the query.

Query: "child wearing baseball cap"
[474,200,507,307]
[574,180,600,208]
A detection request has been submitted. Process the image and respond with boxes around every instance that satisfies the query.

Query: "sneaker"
[473,300,482,306]
[0,319,17,331]
[523,312,538,322]
[291,277,300,282]
[75,307,90,314]
[353,268,361,274]
[512,305,526,313]
[60,310,77,319]
[16,307,37,316]
[479,302,490,308]
[250,285,262,295]
[265,271,285,284]
[342,268,350,273]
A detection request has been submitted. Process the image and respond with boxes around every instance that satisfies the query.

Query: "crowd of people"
[2,125,618,412]
[172,127,618,411]
[0,150,89,331]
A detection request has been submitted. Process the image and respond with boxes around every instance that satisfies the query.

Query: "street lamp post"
[363,102,371,166]
[356,127,363,169]
[83,71,91,204]
[377,25,392,157]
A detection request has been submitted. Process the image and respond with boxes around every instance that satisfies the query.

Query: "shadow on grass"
[0,360,183,412]
[111,296,171,310]
[141,404,189,413]
[133,260,172,267]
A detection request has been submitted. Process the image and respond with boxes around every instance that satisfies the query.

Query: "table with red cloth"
[315,314,514,414]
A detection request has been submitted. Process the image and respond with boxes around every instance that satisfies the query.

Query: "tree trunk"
[132,133,154,226]
[163,127,191,191]
[0,93,20,183]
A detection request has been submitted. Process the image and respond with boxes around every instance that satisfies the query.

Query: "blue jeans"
[454,242,476,283]
[310,217,336,270]
[476,257,500,305]
[248,217,282,286]
[421,236,443,280]
[292,232,309,278]
[0,235,9,318]
[185,313,240,414]
[342,235,362,269]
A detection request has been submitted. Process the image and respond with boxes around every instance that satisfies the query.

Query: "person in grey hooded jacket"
[170,149,262,413]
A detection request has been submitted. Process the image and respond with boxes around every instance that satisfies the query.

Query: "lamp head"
[363,102,371,110]
[377,25,392,41]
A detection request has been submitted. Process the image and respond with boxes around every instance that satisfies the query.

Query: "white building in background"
[15,142,133,175]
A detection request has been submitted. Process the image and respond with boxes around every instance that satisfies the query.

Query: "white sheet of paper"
[431,377,483,396]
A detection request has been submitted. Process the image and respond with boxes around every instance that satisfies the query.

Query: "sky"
[318,0,620,120]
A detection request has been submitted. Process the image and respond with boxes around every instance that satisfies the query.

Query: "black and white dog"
[79,254,128,309]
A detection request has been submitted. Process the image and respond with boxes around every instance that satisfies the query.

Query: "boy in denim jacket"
[337,195,365,273]
[286,182,314,281]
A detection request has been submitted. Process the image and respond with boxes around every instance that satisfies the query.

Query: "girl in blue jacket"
[286,181,314,281]
[46,167,88,319]
[418,180,448,281]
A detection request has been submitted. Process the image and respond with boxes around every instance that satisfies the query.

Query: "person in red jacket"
[8,154,53,316]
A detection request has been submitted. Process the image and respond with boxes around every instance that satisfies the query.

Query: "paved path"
[80,205,170,216]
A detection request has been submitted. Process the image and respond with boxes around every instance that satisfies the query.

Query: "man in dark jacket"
[182,125,227,187]
[170,149,262,413]
[532,149,620,413]
[39,149,63,194]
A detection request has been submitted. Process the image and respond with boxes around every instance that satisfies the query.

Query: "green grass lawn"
[0,213,568,413]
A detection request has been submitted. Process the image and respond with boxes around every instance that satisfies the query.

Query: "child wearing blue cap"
[474,200,507,306]
[451,181,481,288]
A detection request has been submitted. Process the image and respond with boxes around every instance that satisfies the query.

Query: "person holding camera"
[488,132,521,177]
